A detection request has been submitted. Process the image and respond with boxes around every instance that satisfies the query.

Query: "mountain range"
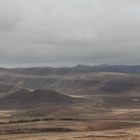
[0,64,140,108]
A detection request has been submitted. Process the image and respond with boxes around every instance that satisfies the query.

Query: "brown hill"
[0,89,76,108]
[0,70,139,95]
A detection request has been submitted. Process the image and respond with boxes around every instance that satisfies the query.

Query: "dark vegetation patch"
[0,118,86,125]
[0,127,75,135]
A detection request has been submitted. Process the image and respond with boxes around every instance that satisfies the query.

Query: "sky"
[0,0,140,67]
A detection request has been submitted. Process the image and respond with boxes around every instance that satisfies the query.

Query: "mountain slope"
[0,71,139,95]
[0,89,76,108]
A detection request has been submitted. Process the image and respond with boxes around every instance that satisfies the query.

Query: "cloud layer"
[0,0,140,67]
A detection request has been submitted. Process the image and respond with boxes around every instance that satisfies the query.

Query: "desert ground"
[0,95,140,140]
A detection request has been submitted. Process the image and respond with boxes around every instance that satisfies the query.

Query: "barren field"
[0,96,140,140]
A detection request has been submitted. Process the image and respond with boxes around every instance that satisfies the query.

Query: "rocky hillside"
[0,70,139,95]
[0,89,76,108]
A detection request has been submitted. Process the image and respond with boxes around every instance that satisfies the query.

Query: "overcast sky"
[0,0,140,67]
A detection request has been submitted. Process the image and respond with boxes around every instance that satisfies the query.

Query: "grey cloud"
[0,0,20,32]
[0,0,140,67]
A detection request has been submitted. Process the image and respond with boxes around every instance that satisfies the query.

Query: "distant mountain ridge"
[0,65,139,96]
[0,65,139,109]
[0,64,140,76]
